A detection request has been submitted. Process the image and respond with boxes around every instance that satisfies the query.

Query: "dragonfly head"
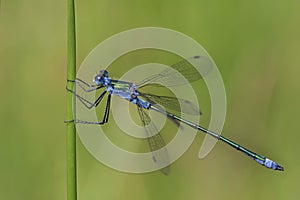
[93,70,109,86]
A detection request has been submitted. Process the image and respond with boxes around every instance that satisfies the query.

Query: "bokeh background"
[1,0,299,199]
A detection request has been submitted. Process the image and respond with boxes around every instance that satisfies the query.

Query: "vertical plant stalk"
[66,0,77,199]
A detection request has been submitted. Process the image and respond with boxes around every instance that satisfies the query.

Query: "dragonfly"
[67,55,284,174]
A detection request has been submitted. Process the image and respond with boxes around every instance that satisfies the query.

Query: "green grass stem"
[66,0,77,199]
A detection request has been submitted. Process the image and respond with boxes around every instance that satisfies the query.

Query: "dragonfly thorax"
[110,82,138,99]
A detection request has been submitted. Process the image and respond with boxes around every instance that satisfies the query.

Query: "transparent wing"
[136,55,212,88]
[137,106,170,175]
[139,92,201,115]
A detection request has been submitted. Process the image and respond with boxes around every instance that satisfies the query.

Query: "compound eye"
[100,70,108,77]
[93,74,103,85]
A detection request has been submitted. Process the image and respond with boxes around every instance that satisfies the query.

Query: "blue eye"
[93,70,109,85]
[93,75,104,85]
[100,70,108,77]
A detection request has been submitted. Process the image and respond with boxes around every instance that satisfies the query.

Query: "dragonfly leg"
[100,93,111,123]
[65,81,110,125]
[75,93,111,125]
[67,78,102,91]
[74,78,102,92]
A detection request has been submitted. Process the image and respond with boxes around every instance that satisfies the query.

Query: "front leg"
[68,78,102,92]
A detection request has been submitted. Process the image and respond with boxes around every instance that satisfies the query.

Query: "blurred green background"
[1,0,299,199]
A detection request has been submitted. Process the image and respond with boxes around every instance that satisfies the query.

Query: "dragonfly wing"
[138,93,181,127]
[139,92,201,115]
[137,106,170,175]
[136,55,212,88]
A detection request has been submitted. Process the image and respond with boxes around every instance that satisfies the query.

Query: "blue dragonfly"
[67,55,284,174]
